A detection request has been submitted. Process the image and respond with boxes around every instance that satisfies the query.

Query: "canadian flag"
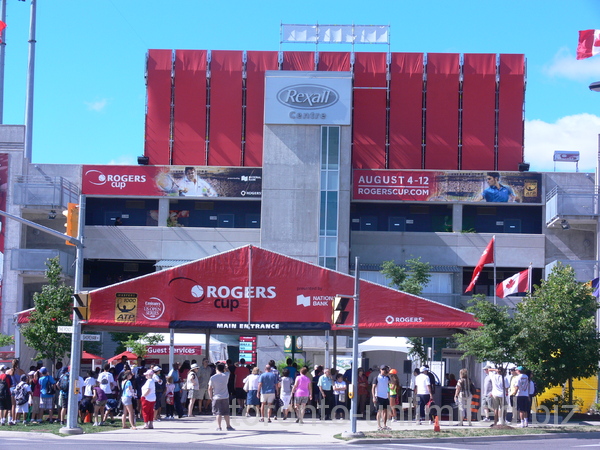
[577,30,600,60]
[465,237,494,293]
[496,269,530,298]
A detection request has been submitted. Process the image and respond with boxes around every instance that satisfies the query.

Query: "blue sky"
[2,0,600,172]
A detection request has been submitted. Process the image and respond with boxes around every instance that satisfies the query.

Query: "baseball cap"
[152,365,162,372]
[420,366,429,372]
[190,363,199,370]
[380,365,389,371]
[516,366,524,371]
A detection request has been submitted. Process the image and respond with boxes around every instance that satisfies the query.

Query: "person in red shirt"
[0,364,12,425]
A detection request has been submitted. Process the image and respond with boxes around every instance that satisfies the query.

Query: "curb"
[344,428,600,445]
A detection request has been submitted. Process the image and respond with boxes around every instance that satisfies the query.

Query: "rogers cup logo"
[84,169,147,189]
[276,84,339,109]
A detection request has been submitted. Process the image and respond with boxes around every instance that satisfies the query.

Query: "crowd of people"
[0,355,538,430]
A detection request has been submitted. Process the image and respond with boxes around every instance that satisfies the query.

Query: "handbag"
[243,379,250,393]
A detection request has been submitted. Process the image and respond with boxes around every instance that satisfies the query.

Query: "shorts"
[376,397,390,408]
[40,396,53,410]
[79,400,94,414]
[481,395,493,409]
[516,396,530,412]
[491,396,505,411]
[260,393,276,404]
[15,402,29,414]
[212,398,230,416]
[95,399,107,408]
[121,396,133,406]
[58,393,68,408]
[235,387,247,400]
[295,396,309,405]
[30,396,40,414]
[281,393,292,409]
[189,389,202,400]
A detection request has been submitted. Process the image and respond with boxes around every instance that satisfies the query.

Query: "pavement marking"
[572,445,600,448]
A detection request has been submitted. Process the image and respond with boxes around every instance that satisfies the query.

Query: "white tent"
[147,333,228,363]
[358,336,412,353]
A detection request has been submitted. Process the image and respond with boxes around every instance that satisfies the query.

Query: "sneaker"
[268,418,272,423]
[416,420,421,425]
[483,417,491,422]
[93,422,98,427]
[216,427,222,431]
[384,426,392,430]
[429,420,433,425]
[226,426,235,431]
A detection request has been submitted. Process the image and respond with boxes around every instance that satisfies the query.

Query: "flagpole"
[528,263,532,294]
[493,235,497,305]
[0,0,6,123]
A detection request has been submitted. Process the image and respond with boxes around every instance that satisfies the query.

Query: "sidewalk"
[1,414,598,446]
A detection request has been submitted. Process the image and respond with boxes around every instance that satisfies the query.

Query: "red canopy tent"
[85,245,480,337]
[81,351,103,361]
[107,351,138,364]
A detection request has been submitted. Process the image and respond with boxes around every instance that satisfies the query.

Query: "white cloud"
[84,98,109,112]
[524,113,600,172]
[107,155,137,165]
[544,47,600,80]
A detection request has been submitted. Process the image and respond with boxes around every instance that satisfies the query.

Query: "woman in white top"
[279,368,293,420]
[243,367,260,417]
[120,370,137,430]
[141,369,156,429]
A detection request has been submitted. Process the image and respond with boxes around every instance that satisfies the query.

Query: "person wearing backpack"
[57,366,70,425]
[0,364,12,425]
[39,367,57,423]
[13,374,31,425]
[454,368,473,426]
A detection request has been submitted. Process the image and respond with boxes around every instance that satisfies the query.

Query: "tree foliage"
[381,257,432,362]
[0,333,14,348]
[453,294,516,368]
[122,333,164,358]
[21,257,73,367]
[514,263,600,397]
[381,257,432,297]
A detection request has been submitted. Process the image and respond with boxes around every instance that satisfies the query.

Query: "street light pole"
[0,199,85,434]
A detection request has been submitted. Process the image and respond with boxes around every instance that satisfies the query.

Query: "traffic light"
[332,295,351,325]
[73,292,89,321]
[65,203,79,246]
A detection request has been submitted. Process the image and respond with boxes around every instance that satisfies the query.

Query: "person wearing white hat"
[0,364,11,425]
[141,369,156,429]
[413,366,432,425]
[186,363,200,417]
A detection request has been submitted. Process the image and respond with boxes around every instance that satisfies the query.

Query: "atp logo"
[297,295,311,307]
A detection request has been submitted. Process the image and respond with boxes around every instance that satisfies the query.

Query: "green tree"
[21,257,73,369]
[0,333,13,348]
[121,333,164,358]
[381,257,432,362]
[453,294,517,368]
[514,263,600,403]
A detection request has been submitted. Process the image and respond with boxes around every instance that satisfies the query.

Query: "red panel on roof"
[354,52,387,87]
[461,54,497,170]
[497,54,525,171]
[282,51,314,71]
[424,53,460,169]
[173,50,207,165]
[317,52,351,71]
[145,49,173,165]
[245,51,279,167]
[208,50,243,166]
[353,89,387,169]
[389,53,424,169]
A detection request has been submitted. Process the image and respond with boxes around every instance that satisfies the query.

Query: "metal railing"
[12,176,79,208]
[546,185,599,224]
[10,249,75,277]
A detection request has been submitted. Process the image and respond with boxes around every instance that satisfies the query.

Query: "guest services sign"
[264,71,352,125]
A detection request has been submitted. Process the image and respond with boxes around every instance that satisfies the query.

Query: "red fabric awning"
[86,245,481,336]
[81,351,103,361]
[107,351,139,364]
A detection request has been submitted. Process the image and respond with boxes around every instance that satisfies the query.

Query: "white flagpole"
[493,235,497,305]
[528,263,532,294]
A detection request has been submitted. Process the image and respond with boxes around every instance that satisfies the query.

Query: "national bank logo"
[276,84,339,109]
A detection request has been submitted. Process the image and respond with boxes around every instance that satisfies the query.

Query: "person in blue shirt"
[478,172,517,203]
[257,365,279,422]
[317,368,334,420]
[39,367,57,423]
